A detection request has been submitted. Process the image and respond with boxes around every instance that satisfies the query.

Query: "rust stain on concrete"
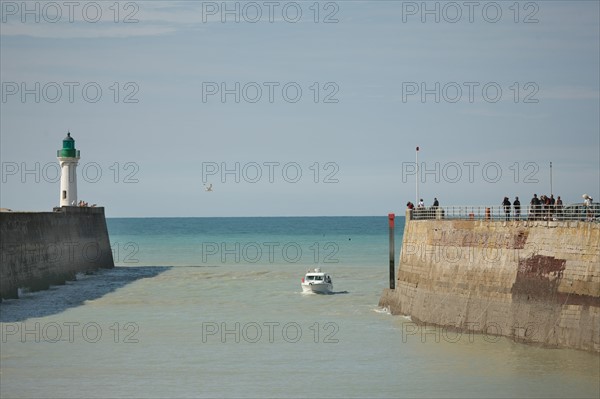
[518,254,566,277]
[439,229,528,249]
[512,255,566,299]
[513,230,528,249]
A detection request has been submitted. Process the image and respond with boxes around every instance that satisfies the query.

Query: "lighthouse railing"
[57,150,80,157]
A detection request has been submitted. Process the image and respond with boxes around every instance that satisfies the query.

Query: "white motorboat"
[301,268,333,294]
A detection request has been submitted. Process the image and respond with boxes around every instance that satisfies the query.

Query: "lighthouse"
[57,132,80,207]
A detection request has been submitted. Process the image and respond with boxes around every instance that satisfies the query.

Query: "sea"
[1,216,598,398]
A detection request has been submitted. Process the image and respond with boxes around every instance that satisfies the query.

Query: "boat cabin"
[304,272,332,284]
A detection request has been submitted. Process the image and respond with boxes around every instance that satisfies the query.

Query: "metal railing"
[409,205,599,222]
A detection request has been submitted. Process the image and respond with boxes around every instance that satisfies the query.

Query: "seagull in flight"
[204,183,213,192]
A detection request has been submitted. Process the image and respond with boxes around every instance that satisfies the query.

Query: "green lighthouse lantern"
[58,132,80,158]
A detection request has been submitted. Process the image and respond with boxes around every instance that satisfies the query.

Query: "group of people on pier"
[501,194,563,220]
[406,197,439,210]
[406,197,441,219]
[71,200,96,207]
[528,194,563,220]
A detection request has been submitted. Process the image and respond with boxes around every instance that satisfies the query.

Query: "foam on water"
[373,306,391,315]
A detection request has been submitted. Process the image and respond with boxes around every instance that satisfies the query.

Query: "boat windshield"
[306,275,323,281]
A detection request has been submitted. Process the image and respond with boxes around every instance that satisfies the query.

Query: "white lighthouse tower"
[57,132,80,207]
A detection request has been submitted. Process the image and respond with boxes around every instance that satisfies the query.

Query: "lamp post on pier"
[550,162,553,197]
[415,146,420,206]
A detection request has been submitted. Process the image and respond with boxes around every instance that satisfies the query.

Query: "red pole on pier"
[388,213,395,289]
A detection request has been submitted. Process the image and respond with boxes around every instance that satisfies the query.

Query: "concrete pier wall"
[0,207,114,299]
[379,218,600,352]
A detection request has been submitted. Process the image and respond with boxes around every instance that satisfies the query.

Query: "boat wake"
[299,290,349,295]
[373,306,391,315]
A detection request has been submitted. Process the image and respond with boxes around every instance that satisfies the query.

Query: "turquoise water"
[1,217,599,398]
[106,216,393,267]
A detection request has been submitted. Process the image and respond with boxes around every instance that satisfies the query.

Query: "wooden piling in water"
[388,213,395,289]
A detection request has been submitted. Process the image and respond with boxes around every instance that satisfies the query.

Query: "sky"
[1,0,599,217]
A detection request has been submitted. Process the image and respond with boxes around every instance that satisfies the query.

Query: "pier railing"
[409,204,598,222]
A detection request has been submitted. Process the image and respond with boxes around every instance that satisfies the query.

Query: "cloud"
[539,86,600,101]
[0,1,302,39]
[1,21,177,38]
[0,1,194,38]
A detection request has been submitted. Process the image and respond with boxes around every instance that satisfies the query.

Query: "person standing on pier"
[430,198,439,219]
[530,194,540,220]
[502,197,511,221]
[555,196,563,218]
[583,194,594,221]
[416,198,425,219]
[513,197,521,220]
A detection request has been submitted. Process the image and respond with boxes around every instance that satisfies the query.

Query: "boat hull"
[301,282,333,294]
